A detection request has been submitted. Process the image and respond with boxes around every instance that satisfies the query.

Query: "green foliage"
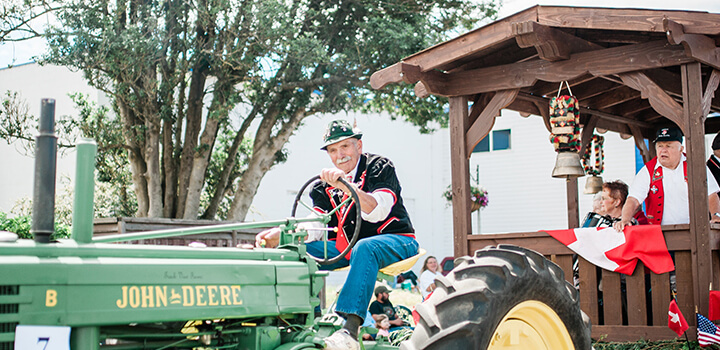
[65,93,137,217]
[200,130,255,220]
[27,0,500,219]
[592,339,705,350]
[0,91,35,152]
[1,0,58,46]
[0,211,71,240]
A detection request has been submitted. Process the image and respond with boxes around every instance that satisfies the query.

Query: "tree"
[1,0,59,42]
[32,0,497,220]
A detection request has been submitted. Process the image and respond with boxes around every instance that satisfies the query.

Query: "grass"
[592,339,715,349]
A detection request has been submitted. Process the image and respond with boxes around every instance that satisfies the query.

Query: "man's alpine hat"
[321,120,362,150]
[654,127,683,144]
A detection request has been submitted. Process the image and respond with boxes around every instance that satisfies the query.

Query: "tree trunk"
[182,83,230,219]
[176,60,208,217]
[228,108,306,221]
[201,107,256,220]
[162,115,177,218]
[145,117,163,217]
[117,99,149,217]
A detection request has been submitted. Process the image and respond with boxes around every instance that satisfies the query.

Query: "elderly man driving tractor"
[256,119,418,350]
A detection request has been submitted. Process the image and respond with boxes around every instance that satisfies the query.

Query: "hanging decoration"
[581,134,605,176]
[549,82,581,152]
[549,81,585,178]
[581,134,604,194]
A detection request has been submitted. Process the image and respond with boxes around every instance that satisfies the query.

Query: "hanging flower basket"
[443,185,489,212]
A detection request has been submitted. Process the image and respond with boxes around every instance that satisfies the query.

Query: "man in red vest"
[614,127,720,232]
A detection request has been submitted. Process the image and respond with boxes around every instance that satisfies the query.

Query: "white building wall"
[0,63,102,213]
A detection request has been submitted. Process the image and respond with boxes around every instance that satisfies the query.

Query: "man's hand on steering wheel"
[320,168,352,193]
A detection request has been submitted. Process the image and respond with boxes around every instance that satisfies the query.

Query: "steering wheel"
[292,175,362,265]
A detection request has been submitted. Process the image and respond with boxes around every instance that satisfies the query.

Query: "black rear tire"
[401,244,591,350]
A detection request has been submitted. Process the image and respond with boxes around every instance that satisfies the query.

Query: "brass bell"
[551,152,585,178]
[583,175,604,194]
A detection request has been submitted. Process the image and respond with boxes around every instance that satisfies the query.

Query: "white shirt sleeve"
[628,165,651,204]
[301,212,329,242]
[707,166,720,195]
[360,190,395,223]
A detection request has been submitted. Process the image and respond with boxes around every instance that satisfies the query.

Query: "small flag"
[710,291,720,321]
[668,300,688,336]
[697,313,720,346]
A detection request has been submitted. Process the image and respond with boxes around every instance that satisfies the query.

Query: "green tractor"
[0,100,591,350]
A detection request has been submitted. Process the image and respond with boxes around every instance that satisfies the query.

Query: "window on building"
[492,129,511,150]
[471,129,511,153]
[472,137,490,153]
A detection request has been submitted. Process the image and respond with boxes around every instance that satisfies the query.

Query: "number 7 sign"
[14,325,70,350]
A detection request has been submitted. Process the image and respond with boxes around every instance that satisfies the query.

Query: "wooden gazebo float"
[371,6,720,341]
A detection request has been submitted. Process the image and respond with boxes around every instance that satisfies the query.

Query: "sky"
[1,0,719,69]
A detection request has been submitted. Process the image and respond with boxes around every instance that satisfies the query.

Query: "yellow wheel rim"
[488,300,574,350]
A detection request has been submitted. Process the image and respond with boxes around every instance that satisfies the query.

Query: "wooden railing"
[93,217,259,247]
[466,224,720,342]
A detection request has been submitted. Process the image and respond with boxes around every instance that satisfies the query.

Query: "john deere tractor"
[0,100,591,350]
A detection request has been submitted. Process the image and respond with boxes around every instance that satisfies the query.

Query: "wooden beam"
[370,62,403,90]
[537,6,720,35]
[629,125,651,164]
[512,21,603,61]
[607,99,653,118]
[665,19,720,71]
[683,62,711,317]
[466,89,520,155]
[563,78,620,101]
[468,94,492,128]
[703,70,720,117]
[619,71,686,132]
[399,9,538,72]
[583,86,641,110]
[530,74,597,97]
[531,101,553,133]
[643,68,720,113]
[579,116,599,156]
[449,96,471,257]
[516,92,654,129]
[420,40,692,97]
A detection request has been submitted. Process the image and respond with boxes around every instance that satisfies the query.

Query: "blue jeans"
[306,234,419,320]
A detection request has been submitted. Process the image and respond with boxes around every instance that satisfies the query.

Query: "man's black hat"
[654,127,683,143]
[321,120,362,150]
[712,132,720,151]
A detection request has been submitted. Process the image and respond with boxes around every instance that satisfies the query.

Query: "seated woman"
[581,192,610,227]
[600,180,649,225]
[418,256,441,300]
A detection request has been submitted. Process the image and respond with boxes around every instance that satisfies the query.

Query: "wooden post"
[566,177,580,228]
[449,96,472,257]
[683,62,711,317]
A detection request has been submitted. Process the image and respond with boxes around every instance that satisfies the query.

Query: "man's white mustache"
[337,156,352,164]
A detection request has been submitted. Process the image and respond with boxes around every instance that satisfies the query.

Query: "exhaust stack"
[31,99,57,243]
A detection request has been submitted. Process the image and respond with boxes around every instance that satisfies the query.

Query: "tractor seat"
[335,248,426,279]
